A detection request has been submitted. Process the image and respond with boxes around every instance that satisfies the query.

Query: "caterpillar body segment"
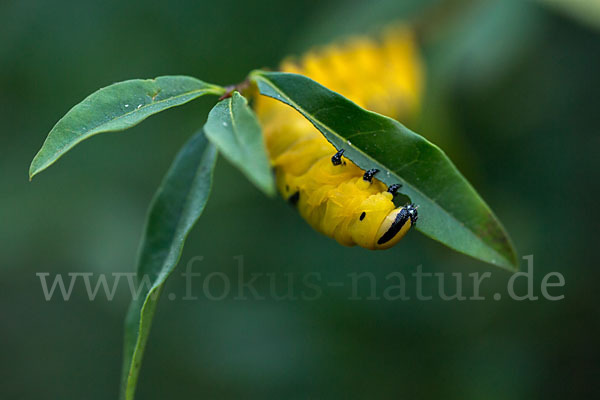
[255,26,422,250]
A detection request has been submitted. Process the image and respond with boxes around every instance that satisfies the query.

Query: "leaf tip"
[248,174,276,198]
[263,182,277,198]
[497,234,519,272]
[493,250,520,272]
[28,155,48,181]
[507,251,520,272]
[28,163,39,181]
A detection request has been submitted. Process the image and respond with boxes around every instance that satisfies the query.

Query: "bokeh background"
[1,0,598,398]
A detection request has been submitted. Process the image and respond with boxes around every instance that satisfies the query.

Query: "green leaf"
[540,0,600,30]
[251,71,518,270]
[120,130,217,400]
[30,76,225,179]
[204,91,275,196]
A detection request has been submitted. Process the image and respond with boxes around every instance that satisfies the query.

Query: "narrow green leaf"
[120,130,217,400]
[30,76,225,179]
[204,91,275,196]
[251,71,518,270]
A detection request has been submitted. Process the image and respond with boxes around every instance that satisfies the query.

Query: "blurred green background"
[1,0,598,398]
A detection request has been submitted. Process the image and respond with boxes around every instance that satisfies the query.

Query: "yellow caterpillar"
[255,26,423,250]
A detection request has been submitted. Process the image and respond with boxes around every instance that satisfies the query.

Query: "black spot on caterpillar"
[288,191,300,206]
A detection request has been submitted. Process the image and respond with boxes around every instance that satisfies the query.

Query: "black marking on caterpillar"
[331,149,345,166]
[288,191,300,206]
[359,212,366,221]
[363,169,379,182]
[407,203,418,226]
[377,204,418,245]
[387,183,402,196]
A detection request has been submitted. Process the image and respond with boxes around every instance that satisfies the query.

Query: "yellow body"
[255,26,423,250]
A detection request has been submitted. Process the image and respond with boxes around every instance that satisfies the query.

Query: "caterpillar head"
[350,202,418,250]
